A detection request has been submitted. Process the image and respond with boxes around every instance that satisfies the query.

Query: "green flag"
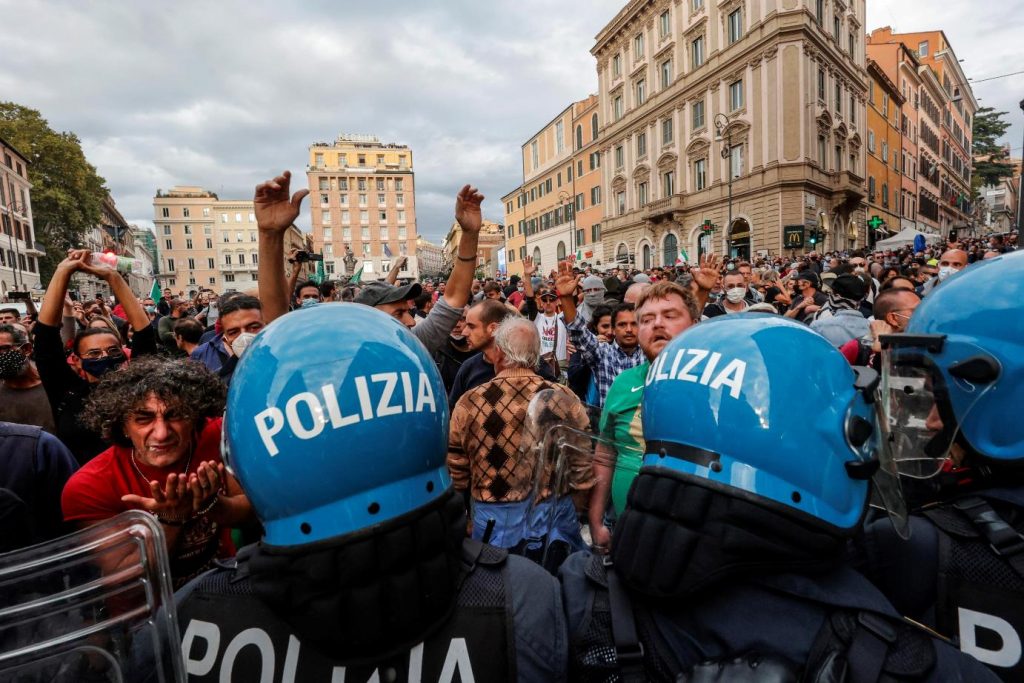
[350,265,363,285]
[149,280,161,301]
[311,259,325,285]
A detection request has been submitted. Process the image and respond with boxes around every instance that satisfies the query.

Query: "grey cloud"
[8,0,1014,248]
[2,0,622,242]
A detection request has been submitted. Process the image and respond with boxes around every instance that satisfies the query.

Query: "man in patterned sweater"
[448,316,592,560]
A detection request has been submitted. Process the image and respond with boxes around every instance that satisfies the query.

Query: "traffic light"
[809,230,818,245]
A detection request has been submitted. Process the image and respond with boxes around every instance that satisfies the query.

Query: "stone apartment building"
[153,186,220,294]
[501,97,602,278]
[868,28,976,238]
[592,0,869,264]
[864,58,904,243]
[415,237,446,279]
[154,187,306,295]
[0,135,43,297]
[443,219,506,278]
[307,135,419,282]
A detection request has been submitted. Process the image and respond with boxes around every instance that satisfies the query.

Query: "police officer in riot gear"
[860,250,1024,681]
[175,304,568,682]
[560,315,997,682]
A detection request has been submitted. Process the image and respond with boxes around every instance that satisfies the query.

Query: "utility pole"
[715,113,734,256]
[3,201,25,291]
[1018,99,1024,233]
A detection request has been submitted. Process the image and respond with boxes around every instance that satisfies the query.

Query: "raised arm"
[442,185,484,309]
[555,260,583,324]
[105,271,149,332]
[255,171,309,323]
[690,252,721,312]
[38,253,80,327]
[386,256,408,285]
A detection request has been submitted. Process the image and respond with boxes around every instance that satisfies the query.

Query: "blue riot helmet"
[223,303,451,546]
[878,250,1024,479]
[638,315,888,532]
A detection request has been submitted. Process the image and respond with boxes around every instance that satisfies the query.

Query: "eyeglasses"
[0,344,27,353]
[539,294,558,302]
[80,347,126,360]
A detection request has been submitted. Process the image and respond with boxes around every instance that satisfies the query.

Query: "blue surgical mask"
[81,356,124,379]
[300,298,319,309]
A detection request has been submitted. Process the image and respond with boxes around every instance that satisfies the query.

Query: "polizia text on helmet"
[645,348,747,399]
[255,371,438,456]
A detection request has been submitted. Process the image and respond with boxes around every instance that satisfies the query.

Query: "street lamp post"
[558,190,574,261]
[520,190,529,271]
[1018,99,1024,233]
[714,114,734,255]
[3,201,25,292]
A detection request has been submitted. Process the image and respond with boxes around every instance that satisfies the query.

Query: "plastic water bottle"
[89,252,142,274]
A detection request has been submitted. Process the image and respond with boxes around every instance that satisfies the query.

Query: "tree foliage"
[971,106,1016,195]
[0,102,107,283]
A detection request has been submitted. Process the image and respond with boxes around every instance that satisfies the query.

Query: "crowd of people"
[0,167,1021,682]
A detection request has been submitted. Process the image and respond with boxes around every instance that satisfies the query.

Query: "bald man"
[922,248,967,296]
[623,282,651,306]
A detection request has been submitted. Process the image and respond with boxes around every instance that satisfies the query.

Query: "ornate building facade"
[307,135,419,281]
[593,0,868,264]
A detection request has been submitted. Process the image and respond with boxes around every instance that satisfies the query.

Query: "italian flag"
[677,248,689,265]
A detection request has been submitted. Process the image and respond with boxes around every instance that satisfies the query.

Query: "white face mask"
[725,287,746,304]
[231,331,258,357]
[937,266,956,281]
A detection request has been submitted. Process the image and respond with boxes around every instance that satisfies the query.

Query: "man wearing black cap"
[809,273,870,347]
[254,171,484,356]
[784,271,827,324]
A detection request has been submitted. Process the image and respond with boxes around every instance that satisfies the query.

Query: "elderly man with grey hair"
[447,316,592,566]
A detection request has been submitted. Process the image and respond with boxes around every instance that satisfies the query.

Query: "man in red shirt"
[61,357,253,587]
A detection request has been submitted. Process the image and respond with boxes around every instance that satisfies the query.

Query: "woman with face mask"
[34,250,157,465]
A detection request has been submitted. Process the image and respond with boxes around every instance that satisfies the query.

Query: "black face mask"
[0,349,27,379]
[80,356,124,379]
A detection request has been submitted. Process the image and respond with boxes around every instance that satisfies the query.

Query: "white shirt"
[535,313,568,362]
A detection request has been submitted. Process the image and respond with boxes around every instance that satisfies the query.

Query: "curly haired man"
[61,357,253,587]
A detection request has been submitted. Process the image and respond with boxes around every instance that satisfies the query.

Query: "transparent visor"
[515,391,625,564]
[522,391,617,500]
[878,347,991,479]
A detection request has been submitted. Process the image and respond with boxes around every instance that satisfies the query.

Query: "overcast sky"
[1,0,1020,244]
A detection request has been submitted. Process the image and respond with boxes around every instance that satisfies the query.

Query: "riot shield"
[0,510,185,683]
[519,389,621,572]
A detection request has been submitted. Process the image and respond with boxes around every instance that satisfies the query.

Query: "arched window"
[616,243,629,265]
[642,243,652,269]
[557,241,567,260]
[575,125,583,150]
[533,246,542,268]
[591,113,599,140]
[663,233,678,266]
